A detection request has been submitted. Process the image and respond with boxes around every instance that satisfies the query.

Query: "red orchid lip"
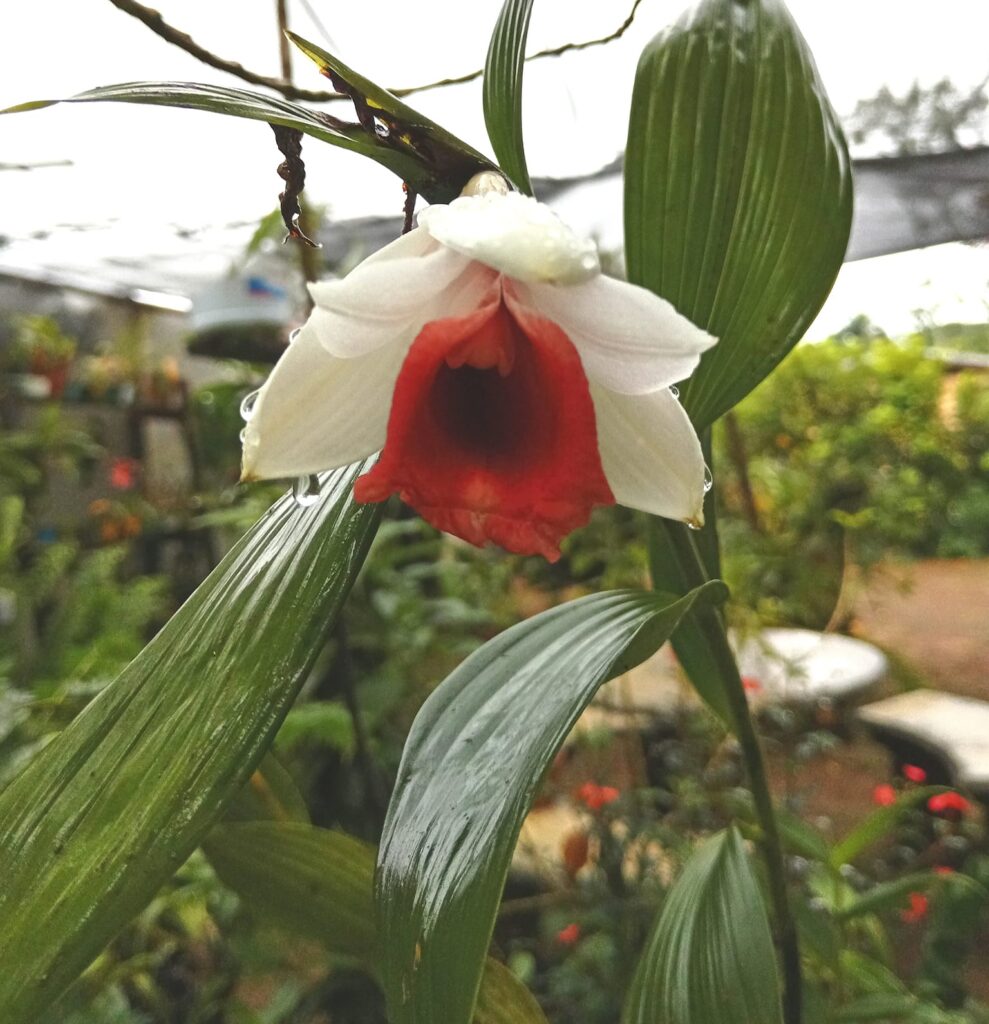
[354,287,614,560]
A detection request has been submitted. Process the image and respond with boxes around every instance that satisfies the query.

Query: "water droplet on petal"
[293,474,321,507]
[239,388,261,422]
[581,253,597,270]
[238,427,247,443]
[669,385,679,399]
[703,466,714,493]
[685,517,703,531]
[288,327,302,344]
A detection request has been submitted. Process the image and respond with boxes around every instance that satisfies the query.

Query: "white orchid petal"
[511,275,716,395]
[241,321,406,481]
[591,384,707,524]
[305,254,501,360]
[306,228,475,358]
[419,192,599,285]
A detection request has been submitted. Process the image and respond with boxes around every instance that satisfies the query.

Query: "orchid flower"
[241,172,715,561]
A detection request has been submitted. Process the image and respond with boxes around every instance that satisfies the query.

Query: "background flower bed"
[3,313,989,1022]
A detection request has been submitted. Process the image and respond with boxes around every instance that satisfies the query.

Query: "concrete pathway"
[853,559,989,701]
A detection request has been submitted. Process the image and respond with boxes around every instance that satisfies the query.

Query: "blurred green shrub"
[716,335,989,626]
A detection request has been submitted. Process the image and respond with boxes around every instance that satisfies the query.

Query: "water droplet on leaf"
[293,474,321,507]
[239,388,261,422]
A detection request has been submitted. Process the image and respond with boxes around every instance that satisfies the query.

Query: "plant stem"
[658,518,802,1024]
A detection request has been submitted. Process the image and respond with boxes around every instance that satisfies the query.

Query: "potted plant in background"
[9,315,77,400]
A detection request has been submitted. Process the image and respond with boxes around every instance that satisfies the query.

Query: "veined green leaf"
[625,0,852,430]
[623,828,783,1024]
[475,958,548,1024]
[286,30,496,201]
[377,583,724,1024]
[829,787,941,868]
[832,994,919,1023]
[483,0,535,193]
[223,752,311,825]
[0,462,380,1023]
[206,821,548,1023]
[2,76,488,204]
[835,873,932,922]
[839,950,909,996]
[207,822,377,961]
[836,870,985,921]
[646,516,732,725]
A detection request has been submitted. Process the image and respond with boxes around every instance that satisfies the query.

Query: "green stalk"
[651,517,802,1024]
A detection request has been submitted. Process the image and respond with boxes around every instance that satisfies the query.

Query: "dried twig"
[393,0,647,98]
[401,183,418,235]
[107,0,336,101]
[107,0,647,104]
[271,125,319,247]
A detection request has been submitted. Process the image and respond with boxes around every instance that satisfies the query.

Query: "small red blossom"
[902,764,927,783]
[742,676,763,694]
[928,792,972,815]
[109,457,140,491]
[575,782,620,812]
[556,923,581,946]
[934,866,955,876]
[900,892,929,923]
[873,784,897,807]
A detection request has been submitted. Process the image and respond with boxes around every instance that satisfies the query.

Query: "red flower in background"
[902,764,927,783]
[109,457,140,491]
[873,784,897,807]
[742,676,763,694]
[575,782,620,812]
[556,923,581,946]
[928,792,971,815]
[900,892,929,923]
[933,866,955,876]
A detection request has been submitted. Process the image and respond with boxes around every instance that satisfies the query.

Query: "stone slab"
[858,689,989,791]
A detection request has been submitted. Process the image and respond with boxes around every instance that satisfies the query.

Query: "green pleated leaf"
[837,870,983,922]
[483,0,535,193]
[623,828,783,1024]
[646,516,732,726]
[223,752,311,825]
[206,822,548,1023]
[833,994,919,1023]
[834,874,931,922]
[0,462,380,1024]
[475,958,548,1024]
[3,75,488,204]
[206,822,377,961]
[286,31,496,201]
[377,583,725,1024]
[625,0,853,430]
[829,788,941,868]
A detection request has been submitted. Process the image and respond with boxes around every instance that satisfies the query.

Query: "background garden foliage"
[5,318,989,1023]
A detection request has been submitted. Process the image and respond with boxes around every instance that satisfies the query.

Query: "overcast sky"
[1,0,987,334]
